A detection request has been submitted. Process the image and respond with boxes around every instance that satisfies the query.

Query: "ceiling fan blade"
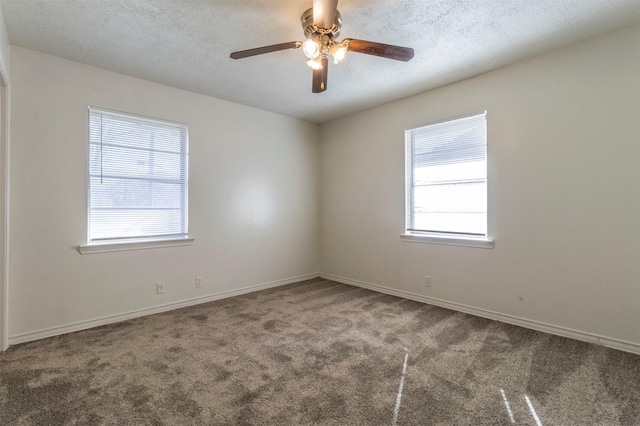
[345,38,414,62]
[230,41,302,59]
[312,56,329,93]
[313,0,338,30]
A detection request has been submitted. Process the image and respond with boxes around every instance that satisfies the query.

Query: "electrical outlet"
[156,282,165,294]
[195,276,203,288]
[425,275,432,287]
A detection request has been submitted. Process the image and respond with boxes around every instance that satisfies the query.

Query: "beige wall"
[8,47,319,341]
[320,25,640,349]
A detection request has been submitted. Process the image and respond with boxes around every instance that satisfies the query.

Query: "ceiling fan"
[229,0,414,93]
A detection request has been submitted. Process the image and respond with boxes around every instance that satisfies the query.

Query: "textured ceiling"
[2,0,639,124]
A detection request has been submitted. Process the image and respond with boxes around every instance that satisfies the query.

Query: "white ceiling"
[1,0,639,124]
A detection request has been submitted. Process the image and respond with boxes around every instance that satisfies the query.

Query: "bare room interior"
[0,0,639,424]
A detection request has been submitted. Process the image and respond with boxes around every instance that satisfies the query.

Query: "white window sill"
[78,238,194,254]
[400,233,494,249]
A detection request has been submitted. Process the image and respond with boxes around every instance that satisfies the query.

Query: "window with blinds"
[405,112,487,237]
[88,107,189,244]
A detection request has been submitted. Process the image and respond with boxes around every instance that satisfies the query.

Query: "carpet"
[1,278,639,425]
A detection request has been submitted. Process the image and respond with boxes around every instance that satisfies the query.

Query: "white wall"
[0,3,9,80]
[8,47,319,341]
[6,25,640,352]
[320,25,640,349]
[0,2,10,350]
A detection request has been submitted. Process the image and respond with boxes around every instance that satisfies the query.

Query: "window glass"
[405,112,487,237]
[88,108,189,243]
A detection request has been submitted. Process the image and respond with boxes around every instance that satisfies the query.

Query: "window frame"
[401,112,493,249]
[79,107,193,254]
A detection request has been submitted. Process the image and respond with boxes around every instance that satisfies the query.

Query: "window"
[86,107,189,246]
[404,112,491,246]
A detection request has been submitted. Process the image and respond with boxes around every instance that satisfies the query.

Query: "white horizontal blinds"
[407,112,487,236]
[88,108,188,242]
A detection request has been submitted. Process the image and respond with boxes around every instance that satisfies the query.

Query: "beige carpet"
[1,278,639,425]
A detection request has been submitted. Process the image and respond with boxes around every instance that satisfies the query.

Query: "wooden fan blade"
[312,56,329,93]
[345,38,414,62]
[313,0,338,29]
[230,41,302,59]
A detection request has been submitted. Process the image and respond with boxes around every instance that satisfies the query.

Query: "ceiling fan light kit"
[302,38,321,60]
[230,0,414,93]
[306,58,323,70]
[328,42,348,64]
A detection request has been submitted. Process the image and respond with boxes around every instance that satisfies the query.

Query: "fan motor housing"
[301,7,342,39]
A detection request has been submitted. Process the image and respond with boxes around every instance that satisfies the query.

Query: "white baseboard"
[320,273,640,355]
[8,272,639,356]
[8,273,320,346]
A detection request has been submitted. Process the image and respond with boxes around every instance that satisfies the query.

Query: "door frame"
[0,60,9,351]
